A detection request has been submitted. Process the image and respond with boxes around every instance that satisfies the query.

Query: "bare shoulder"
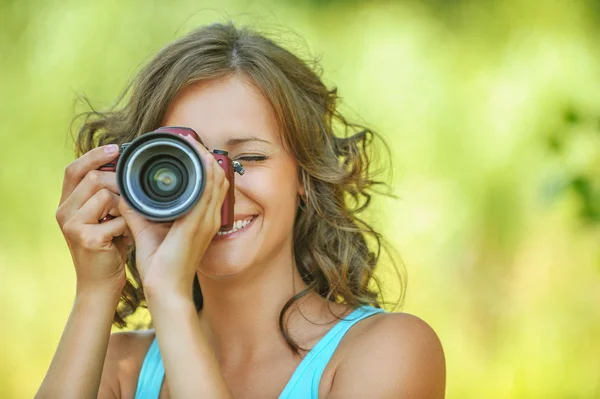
[99,329,156,399]
[328,312,446,398]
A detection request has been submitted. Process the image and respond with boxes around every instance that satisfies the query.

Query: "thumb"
[118,197,154,240]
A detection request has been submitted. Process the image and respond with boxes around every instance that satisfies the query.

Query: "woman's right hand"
[55,144,132,296]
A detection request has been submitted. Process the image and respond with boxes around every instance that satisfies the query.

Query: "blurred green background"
[1,0,599,397]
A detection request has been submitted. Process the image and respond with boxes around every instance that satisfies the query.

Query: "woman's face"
[162,74,303,277]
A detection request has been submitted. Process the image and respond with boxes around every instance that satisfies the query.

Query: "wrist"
[73,288,121,321]
[143,277,194,304]
[75,284,122,305]
[76,273,125,296]
[145,287,195,311]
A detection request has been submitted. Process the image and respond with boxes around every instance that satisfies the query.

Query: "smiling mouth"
[216,215,258,236]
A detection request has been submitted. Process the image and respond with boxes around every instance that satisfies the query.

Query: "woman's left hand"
[118,134,229,300]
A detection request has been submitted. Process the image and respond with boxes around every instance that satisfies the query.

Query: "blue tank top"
[134,305,385,399]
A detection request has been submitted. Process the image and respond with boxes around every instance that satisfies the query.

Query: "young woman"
[37,22,445,398]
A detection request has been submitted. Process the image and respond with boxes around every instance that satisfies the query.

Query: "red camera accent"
[155,126,202,143]
[211,150,235,230]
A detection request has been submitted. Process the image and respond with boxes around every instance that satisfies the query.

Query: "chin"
[197,214,260,276]
[198,260,248,279]
[198,248,253,279]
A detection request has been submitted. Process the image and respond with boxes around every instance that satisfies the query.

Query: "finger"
[181,133,221,209]
[212,173,230,228]
[89,215,128,242]
[171,152,230,247]
[206,166,230,234]
[168,151,216,241]
[181,133,211,157]
[121,225,134,238]
[78,216,128,251]
[202,159,229,230]
[72,188,120,225]
[114,226,134,260]
[119,223,134,246]
[188,149,216,218]
[60,144,120,206]
[57,170,119,225]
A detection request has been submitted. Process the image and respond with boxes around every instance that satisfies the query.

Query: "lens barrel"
[116,132,206,221]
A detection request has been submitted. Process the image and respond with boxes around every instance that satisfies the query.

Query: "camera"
[99,126,244,229]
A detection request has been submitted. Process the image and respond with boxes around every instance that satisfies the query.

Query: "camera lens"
[152,167,178,193]
[141,156,187,201]
[116,133,205,221]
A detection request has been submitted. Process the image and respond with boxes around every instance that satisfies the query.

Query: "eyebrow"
[225,136,272,147]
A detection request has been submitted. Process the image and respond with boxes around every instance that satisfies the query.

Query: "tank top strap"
[278,305,386,399]
[134,335,164,399]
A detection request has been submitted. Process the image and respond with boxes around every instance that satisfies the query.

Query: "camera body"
[100,126,243,230]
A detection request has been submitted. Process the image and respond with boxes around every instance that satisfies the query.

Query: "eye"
[237,155,268,162]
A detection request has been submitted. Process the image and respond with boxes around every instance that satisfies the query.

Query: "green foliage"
[546,108,600,223]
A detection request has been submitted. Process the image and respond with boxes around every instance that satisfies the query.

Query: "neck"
[196,244,310,366]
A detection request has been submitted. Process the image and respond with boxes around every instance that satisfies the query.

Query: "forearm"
[36,288,121,399]
[147,292,233,399]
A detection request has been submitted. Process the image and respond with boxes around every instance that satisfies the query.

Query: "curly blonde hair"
[73,22,405,354]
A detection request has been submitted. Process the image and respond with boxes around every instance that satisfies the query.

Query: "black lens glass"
[141,156,188,202]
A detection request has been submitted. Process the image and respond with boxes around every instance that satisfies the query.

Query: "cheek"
[242,166,299,223]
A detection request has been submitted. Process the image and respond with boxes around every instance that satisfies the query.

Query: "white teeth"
[216,216,255,236]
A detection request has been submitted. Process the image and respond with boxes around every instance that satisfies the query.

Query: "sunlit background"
[1,0,599,397]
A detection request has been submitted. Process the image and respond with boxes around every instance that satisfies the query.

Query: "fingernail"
[104,144,119,154]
